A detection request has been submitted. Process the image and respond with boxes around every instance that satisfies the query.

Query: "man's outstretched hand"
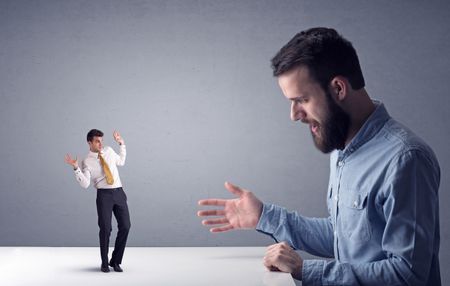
[113,130,125,145]
[64,154,78,169]
[197,182,263,232]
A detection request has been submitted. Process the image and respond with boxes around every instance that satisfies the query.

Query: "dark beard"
[312,91,350,153]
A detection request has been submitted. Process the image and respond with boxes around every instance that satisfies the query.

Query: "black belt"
[97,187,122,191]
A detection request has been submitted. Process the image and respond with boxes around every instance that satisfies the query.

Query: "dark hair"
[87,129,104,142]
[271,27,365,91]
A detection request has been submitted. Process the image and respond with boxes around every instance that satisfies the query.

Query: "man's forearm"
[116,144,126,166]
[74,168,90,189]
[256,203,334,258]
[302,255,426,286]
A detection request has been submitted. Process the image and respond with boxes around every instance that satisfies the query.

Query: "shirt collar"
[88,148,104,158]
[341,100,390,157]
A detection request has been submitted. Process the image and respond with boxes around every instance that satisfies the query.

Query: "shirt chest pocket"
[339,191,371,243]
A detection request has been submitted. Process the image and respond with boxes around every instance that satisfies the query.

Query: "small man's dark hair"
[87,129,104,142]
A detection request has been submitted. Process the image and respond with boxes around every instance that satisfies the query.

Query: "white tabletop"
[0,247,297,286]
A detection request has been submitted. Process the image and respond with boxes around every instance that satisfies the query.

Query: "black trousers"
[96,187,131,265]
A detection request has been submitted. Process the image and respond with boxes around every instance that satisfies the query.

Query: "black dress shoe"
[109,262,123,272]
[101,263,110,273]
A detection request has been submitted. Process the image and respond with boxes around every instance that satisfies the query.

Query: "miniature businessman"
[65,129,131,273]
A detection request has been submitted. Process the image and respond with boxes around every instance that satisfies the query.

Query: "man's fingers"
[266,247,286,258]
[264,254,282,271]
[266,247,292,259]
[263,257,272,269]
[65,154,74,164]
[269,265,280,272]
[264,248,299,274]
[202,218,229,225]
[267,241,291,251]
[267,244,280,252]
[263,255,281,272]
[198,199,226,206]
[264,255,284,271]
[197,209,225,217]
[224,181,244,197]
[210,224,234,233]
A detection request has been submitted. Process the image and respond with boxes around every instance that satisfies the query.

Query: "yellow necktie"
[98,153,114,185]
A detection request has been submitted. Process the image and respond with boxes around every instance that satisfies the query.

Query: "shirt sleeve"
[256,203,334,258]
[302,149,440,286]
[114,144,126,166]
[74,160,91,189]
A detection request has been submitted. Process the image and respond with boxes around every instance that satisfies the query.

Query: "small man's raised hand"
[64,154,78,169]
[113,130,124,145]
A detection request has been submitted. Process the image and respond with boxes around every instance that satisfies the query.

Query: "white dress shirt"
[74,145,126,189]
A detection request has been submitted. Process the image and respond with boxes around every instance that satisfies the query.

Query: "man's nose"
[290,101,306,121]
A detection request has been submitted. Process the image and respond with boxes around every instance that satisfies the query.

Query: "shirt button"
[334,195,339,201]
[353,201,358,207]
[334,231,337,236]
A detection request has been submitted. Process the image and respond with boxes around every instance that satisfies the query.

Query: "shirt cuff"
[256,203,284,235]
[302,259,324,286]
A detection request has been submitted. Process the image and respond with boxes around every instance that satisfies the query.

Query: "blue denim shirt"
[256,101,441,285]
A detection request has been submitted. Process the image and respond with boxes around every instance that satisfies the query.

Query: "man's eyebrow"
[289,95,307,101]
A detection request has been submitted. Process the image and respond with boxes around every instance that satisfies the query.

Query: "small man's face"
[88,136,103,153]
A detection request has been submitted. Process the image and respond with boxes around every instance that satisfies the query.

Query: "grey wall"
[1,0,449,281]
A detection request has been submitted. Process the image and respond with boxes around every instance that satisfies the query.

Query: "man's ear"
[330,76,348,102]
